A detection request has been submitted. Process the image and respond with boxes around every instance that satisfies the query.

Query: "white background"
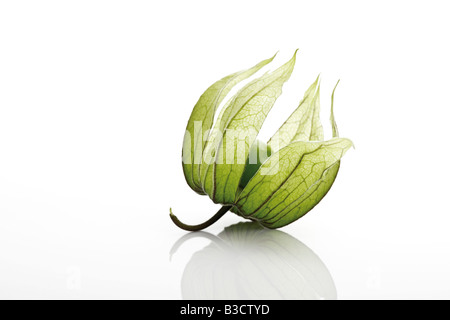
[1,0,450,300]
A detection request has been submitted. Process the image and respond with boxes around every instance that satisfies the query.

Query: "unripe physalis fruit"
[170,51,353,231]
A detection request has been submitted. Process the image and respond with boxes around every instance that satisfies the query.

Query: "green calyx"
[171,51,353,231]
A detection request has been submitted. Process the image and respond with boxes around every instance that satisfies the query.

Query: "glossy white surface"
[1,1,450,299]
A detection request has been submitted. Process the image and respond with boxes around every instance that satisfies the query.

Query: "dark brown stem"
[169,206,232,232]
